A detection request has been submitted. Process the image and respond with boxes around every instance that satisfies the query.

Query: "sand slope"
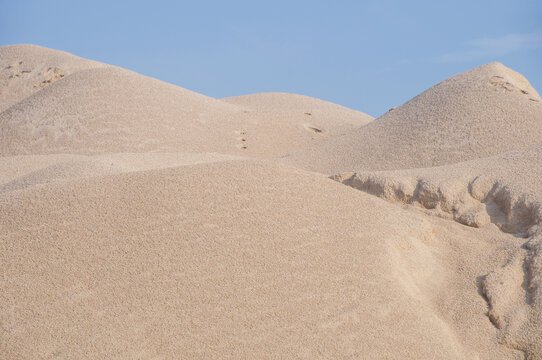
[0,152,244,194]
[0,66,249,155]
[0,46,372,158]
[0,160,524,359]
[332,142,542,358]
[223,92,373,133]
[285,62,542,174]
[0,44,107,112]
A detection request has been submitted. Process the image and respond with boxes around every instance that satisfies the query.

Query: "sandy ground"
[1,44,541,359]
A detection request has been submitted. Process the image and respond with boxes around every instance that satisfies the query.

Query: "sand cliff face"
[1,45,542,359]
[330,142,542,358]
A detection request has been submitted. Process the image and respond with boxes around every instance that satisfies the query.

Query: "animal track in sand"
[301,110,323,133]
[5,61,31,79]
[5,60,23,70]
[34,67,65,89]
[234,130,247,150]
[303,123,323,134]
[3,62,66,89]
[489,75,538,101]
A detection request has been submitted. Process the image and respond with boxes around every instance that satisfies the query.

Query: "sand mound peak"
[284,62,542,174]
[0,44,107,112]
[457,61,540,101]
[223,91,373,117]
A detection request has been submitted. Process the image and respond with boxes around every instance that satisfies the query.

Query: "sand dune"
[223,92,373,132]
[0,46,372,158]
[2,44,542,359]
[0,160,524,359]
[285,62,542,174]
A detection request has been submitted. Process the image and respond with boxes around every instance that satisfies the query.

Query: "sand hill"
[0,160,525,359]
[285,62,542,174]
[223,92,373,132]
[222,93,373,153]
[1,45,542,359]
[0,46,371,158]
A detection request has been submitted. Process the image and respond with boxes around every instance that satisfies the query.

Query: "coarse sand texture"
[1,44,542,359]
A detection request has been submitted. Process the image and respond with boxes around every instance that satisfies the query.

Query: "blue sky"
[1,0,541,117]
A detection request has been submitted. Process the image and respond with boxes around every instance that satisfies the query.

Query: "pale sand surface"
[223,92,373,134]
[1,45,541,359]
[0,44,107,112]
[332,143,542,357]
[0,161,524,359]
[0,45,372,158]
[284,62,542,173]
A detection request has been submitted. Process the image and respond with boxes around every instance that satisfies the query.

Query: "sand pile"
[1,45,542,359]
[0,160,525,359]
[0,46,371,158]
[285,62,542,174]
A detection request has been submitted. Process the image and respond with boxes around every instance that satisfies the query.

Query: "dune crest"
[223,92,373,131]
[285,62,542,174]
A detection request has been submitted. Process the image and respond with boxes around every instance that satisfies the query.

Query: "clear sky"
[1,0,541,117]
